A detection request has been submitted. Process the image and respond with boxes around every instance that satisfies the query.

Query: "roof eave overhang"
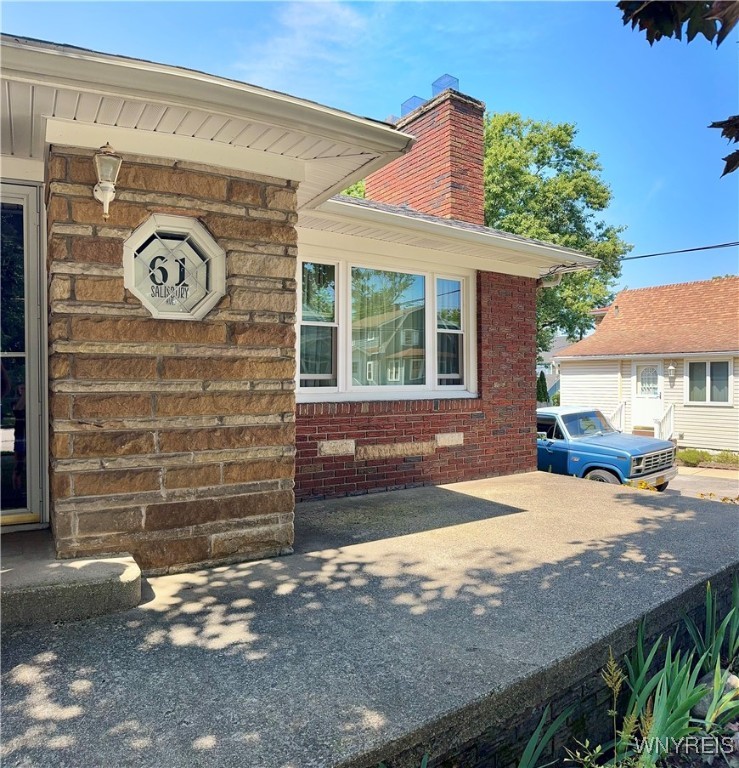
[0,35,414,209]
[301,198,600,277]
[556,351,739,361]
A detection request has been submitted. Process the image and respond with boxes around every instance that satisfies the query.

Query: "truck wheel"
[655,482,669,492]
[586,469,620,484]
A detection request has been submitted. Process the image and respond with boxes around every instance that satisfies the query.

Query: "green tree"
[484,113,631,351]
[536,370,549,403]
[343,179,366,198]
[617,1,739,176]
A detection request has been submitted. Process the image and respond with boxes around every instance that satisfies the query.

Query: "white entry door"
[632,362,662,428]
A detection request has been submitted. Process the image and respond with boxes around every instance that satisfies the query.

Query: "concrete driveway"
[667,466,739,502]
[2,473,738,768]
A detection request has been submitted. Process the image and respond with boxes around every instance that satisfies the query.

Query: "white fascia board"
[297,226,543,278]
[556,351,739,362]
[313,199,600,273]
[46,118,306,182]
[2,37,414,156]
[0,156,45,182]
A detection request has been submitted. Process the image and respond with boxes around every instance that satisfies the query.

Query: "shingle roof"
[556,277,739,357]
[331,195,591,261]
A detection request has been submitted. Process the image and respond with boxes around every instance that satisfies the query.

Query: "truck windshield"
[562,411,616,438]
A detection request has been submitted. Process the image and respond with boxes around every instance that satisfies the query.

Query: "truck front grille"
[643,448,675,473]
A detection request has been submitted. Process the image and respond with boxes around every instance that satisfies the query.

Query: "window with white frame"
[686,360,731,404]
[298,260,472,397]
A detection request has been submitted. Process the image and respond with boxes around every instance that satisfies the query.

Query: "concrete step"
[1,530,141,628]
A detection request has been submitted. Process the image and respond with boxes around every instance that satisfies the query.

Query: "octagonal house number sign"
[123,214,226,321]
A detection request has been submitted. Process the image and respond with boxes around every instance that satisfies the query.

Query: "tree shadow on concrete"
[2,479,738,768]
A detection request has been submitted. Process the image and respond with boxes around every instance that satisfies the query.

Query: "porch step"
[1,530,141,628]
[632,427,655,437]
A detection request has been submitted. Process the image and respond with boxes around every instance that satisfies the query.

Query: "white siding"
[665,357,739,452]
[561,357,739,452]
[559,360,622,420]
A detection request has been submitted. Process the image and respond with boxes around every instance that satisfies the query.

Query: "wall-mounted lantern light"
[667,361,677,379]
[93,143,123,221]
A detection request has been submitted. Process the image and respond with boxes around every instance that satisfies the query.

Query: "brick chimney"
[365,87,486,226]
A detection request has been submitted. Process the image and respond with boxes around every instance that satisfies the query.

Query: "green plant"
[714,450,739,467]
[677,448,712,467]
[537,370,549,403]
[551,392,560,406]
[701,659,739,733]
[518,703,573,768]
[683,580,739,674]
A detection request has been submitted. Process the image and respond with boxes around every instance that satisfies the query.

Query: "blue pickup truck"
[536,406,677,491]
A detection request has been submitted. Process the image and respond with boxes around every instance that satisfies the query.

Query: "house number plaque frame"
[123,214,226,321]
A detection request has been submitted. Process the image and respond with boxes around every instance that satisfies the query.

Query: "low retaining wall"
[352,565,737,768]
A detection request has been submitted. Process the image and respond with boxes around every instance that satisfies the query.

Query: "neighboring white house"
[556,277,739,452]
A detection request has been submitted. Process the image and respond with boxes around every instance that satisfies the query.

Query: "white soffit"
[298,199,600,277]
[0,35,413,209]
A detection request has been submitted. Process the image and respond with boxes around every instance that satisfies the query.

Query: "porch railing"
[654,403,675,441]
[609,401,626,432]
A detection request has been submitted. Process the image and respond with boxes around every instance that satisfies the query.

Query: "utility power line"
[620,241,739,262]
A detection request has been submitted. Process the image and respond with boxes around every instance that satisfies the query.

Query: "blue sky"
[3,1,737,290]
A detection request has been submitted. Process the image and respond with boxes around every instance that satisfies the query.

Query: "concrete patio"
[1,472,738,768]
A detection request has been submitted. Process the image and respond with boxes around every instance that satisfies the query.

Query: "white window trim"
[683,357,734,407]
[296,254,477,402]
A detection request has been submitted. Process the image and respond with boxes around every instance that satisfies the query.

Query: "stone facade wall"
[295,272,538,500]
[46,147,298,572]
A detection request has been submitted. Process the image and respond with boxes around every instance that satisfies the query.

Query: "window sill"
[296,390,480,404]
[683,402,734,408]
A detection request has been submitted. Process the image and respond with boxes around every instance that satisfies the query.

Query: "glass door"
[1,183,44,526]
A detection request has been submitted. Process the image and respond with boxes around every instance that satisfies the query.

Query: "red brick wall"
[295,272,537,500]
[365,90,485,226]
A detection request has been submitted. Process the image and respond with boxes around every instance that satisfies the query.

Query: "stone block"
[73,394,152,419]
[70,237,123,266]
[72,431,155,458]
[156,392,293,418]
[50,433,72,459]
[210,521,293,559]
[158,423,294,453]
[132,536,211,571]
[231,323,295,348]
[266,187,296,212]
[222,458,294,484]
[165,464,221,490]
[67,156,98,185]
[436,432,464,447]
[355,440,437,461]
[230,288,295,313]
[202,214,296,245]
[70,317,227,345]
[76,507,145,537]
[161,357,293,381]
[117,166,228,200]
[71,200,148,229]
[47,196,70,224]
[318,439,356,457]
[228,252,296,279]
[49,276,72,301]
[73,469,160,497]
[49,355,71,380]
[228,180,263,206]
[75,277,125,303]
[74,356,158,381]
[47,155,67,182]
